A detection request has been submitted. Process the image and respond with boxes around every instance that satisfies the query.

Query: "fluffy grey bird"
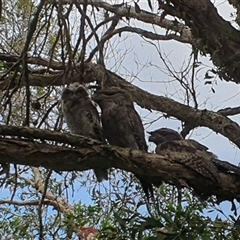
[61,83,108,182]
[93,87,155,200]
[148,128,240,180]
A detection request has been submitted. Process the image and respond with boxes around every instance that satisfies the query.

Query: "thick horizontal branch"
[0,126,240,203]
[1,61,240,149]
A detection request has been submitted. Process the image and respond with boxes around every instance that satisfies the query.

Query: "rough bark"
[0,125,240,203]
[1,61,240,148]
[84,63,240,149]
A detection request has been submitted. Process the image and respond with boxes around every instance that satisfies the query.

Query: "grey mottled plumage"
[93,87,155,200]
[148,128,219,182]
[61,83,108,182]
[148,128,240,180]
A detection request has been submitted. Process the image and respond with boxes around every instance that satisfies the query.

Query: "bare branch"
[0,199,56,206]
[0,126,240,203]
[218,106,240,116]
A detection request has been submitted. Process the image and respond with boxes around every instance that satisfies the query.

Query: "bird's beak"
[147,131,154,142]
[92,94,100,103]
[148,135,156,143]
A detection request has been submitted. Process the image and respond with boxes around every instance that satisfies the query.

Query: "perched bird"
[61,83,108,182]
[148,128,219,182]
[148,128,240,180]
[93,87,154,200]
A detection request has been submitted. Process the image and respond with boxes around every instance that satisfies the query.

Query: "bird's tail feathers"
[94,168,108,182]
[138,177,154,202]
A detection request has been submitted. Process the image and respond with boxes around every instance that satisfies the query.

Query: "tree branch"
[0,199,57,207]
[1,61,240,148]
[0,126,240,203]
[217,106,240,116]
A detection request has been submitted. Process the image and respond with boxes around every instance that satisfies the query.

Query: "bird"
[148,128,220,182]
[148,128,240,180]
[61,83,108,182]
[93,87,155,201]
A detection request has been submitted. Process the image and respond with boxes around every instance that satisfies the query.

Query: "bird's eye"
[61,89,72,99]
[106,93,116,96]
[75,87,88,97]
